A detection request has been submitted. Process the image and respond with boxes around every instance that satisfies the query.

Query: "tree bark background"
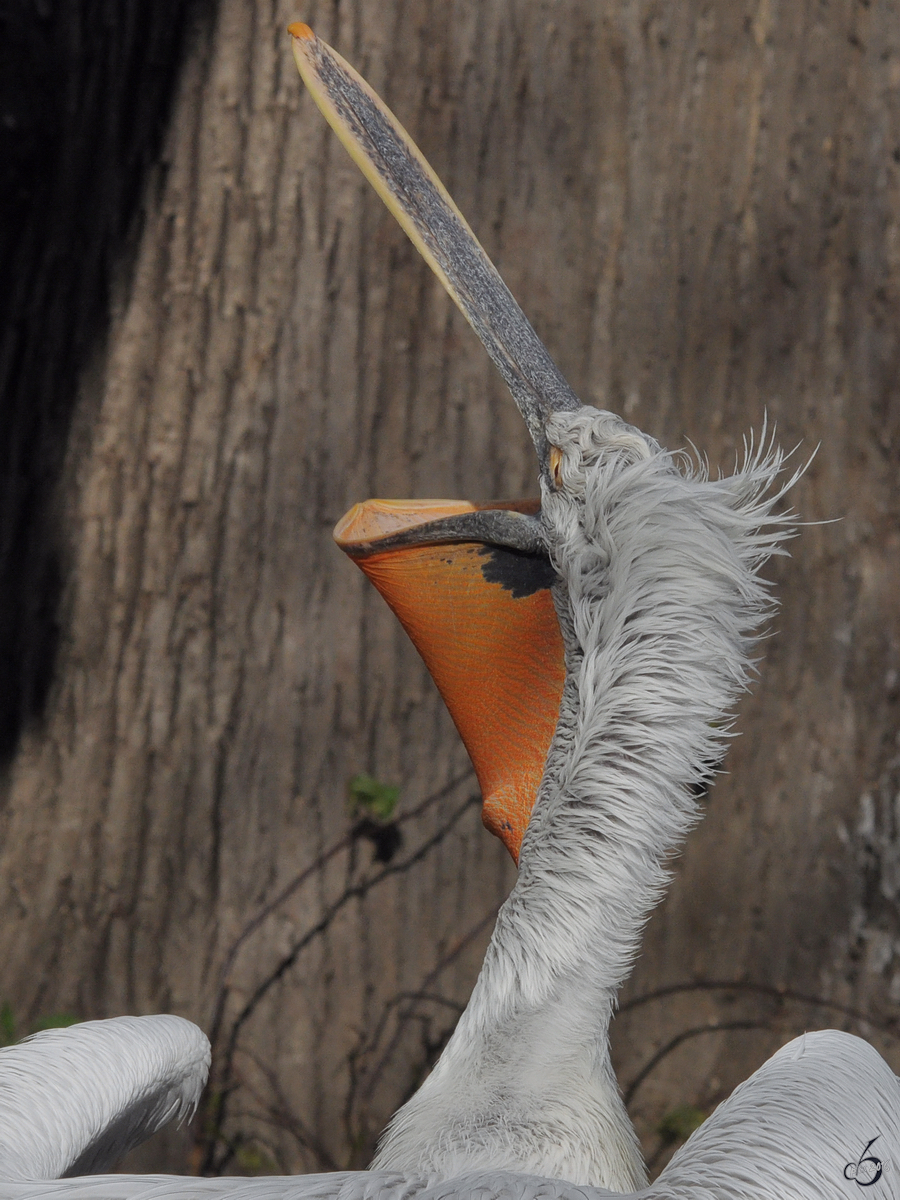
[1,0,898,1178]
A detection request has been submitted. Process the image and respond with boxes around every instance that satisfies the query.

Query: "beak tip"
[287,21,314,40]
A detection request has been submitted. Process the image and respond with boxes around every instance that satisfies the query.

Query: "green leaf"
[30,1012,79,1033]
[348,773,400,822]
[657,1104,706,1144]
[234,1144,279,1175]
[0,1002,15,1047]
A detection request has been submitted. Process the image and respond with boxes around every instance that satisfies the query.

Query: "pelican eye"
[549,446,563,489]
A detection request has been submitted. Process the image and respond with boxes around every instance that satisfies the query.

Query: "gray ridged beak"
[289,23,581,477]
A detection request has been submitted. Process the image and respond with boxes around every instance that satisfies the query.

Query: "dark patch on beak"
[478,545,558,599]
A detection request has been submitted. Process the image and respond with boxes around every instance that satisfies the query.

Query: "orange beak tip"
[287,21,314,40]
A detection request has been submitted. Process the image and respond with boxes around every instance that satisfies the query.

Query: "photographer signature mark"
[844,1137,883,1187]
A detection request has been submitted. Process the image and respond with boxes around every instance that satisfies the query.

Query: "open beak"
[290,23,581,860]
[335,501,564,860]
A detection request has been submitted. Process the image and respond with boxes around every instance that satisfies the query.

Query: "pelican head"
[288,22,667,861]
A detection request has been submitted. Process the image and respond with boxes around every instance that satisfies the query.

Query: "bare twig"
[208,771,474,1052]
[222,792,479,1065]
[200,789,480,1173]
[234,1047,341,1172]
[618,979,900,1036]
[340,910,500,1157]
[358,907,498,1106]
[623,1019,766,1107]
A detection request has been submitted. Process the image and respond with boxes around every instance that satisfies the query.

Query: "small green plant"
[0,1004,79,1046]
[203,1088,225,1138]
[233,1143,279,1175]
[0,1003,15,1047]
[657,1103,706,1145]
[31,1012,79,1033]
[348,773,400,822]
[348,773,403,863]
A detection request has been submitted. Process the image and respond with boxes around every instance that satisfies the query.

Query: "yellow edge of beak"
[288,24,487,325]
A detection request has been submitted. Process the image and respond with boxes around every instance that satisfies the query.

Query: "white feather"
[0,1035,897,1198]
[0,1017,209,1181]
[371,411,798,1189]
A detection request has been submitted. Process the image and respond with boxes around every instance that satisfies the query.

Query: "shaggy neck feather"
[371,409,795,1192]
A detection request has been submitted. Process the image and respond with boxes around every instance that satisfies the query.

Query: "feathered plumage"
[0,1035,897,1198]
[369,413,797,1189]
[0,1018,209,1181]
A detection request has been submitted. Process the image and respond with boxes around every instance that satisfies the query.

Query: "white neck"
[372,410,795,1191]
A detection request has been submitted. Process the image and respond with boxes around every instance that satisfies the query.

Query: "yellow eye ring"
[549,446,563,489]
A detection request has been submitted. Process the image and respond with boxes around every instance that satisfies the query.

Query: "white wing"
[649,1029,900,1199]
[0,1027,897,1195]
[0,1173,617,1200]
[0,1017,210,1180]
[1,1031,893,1200]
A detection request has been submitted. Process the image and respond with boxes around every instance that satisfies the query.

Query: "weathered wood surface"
[0,0,898,1176]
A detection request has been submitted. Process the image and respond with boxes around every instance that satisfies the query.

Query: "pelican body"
[0,23,896,1200]
[0,1031,898,1198]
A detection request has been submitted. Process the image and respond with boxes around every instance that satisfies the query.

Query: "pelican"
[0,23,897,1200]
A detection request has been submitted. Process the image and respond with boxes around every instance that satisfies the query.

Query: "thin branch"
[341,914,499,1154]
[382,991,466,1015]
[223,792,479,1062]
[208,770,474,1051]
[618,979,900,1036]
[235,1047,341,1172]
[349,986,466,1080]
[623,1020,766,1107]
[358,907,498,1105]
[200,791,480,1173]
